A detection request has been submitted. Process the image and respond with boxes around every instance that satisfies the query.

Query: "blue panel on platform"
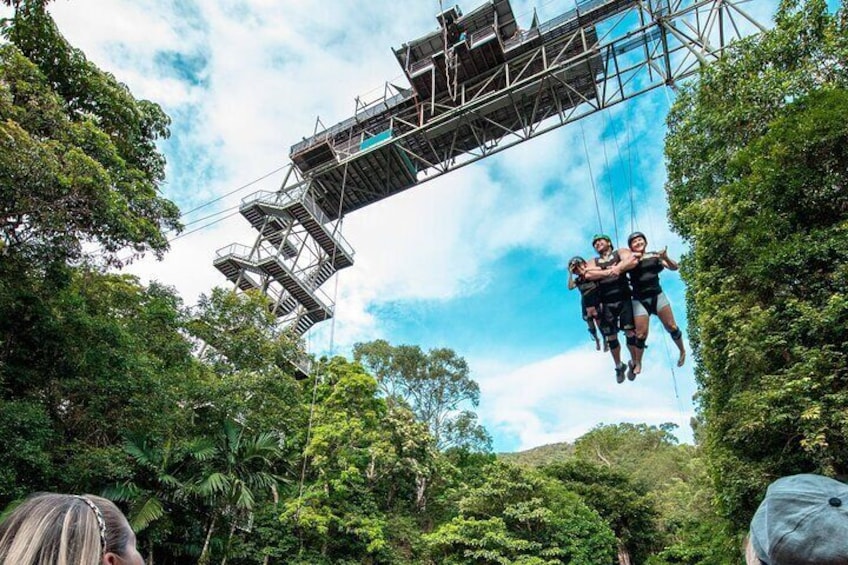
[360,129,393,151]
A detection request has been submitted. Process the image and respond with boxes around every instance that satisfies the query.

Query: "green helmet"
[592,233,612,246]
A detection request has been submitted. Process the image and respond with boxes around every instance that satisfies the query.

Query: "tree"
[1,1,180,266]
[0,268,199,503]
[106,434,211,532]
[353,340,491,451]
[193,419,283,565]
[188,288,302,378]
[664,0,848,527]
[424,461,618,565]
[1,0,51,8]
[280,358,438,564]
[104,433,217,564]
[646,451,739,565]
[542,460,661,565]
[572,423,687,490]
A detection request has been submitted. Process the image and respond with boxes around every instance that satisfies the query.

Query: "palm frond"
[159,473,181,488]
[130,496,165,532]
[185,437,217,461]
[102,482,142,502]
[123,437,158,468]
[196,472,230,496]
[234,481,255,509]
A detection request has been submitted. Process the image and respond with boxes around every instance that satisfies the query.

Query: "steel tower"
[214,0,763,337]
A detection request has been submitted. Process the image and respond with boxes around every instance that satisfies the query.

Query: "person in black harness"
[567,256,605,351]
[584,234,638,383]
[626,231,686,379]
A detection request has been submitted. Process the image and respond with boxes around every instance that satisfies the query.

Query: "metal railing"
[240,189,355,260]
[214,242,254,260]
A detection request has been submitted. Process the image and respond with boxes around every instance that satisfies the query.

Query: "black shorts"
[599,299,635,336]
[581,294,601,321]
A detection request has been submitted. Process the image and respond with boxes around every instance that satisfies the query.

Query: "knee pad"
[668,327,682,341]
[626,335,637,347]
[635,337,647,349]
[608,338,620,350]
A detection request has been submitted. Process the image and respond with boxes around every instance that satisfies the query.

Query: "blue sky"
[20,0,783,452]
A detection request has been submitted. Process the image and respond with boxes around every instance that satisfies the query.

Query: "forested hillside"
[2,0,847,563]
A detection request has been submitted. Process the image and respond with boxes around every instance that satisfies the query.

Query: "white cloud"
[475,334,696,451]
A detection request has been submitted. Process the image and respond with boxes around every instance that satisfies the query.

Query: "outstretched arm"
[659,247,679,271]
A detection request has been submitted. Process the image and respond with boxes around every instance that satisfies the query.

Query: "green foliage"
[665,0,848,530]
[0,4,180,265]
[105,433,215,532]
[192,419,284,565]
[543,459,661,564]
[189,288,302,376]
[425,462,617,565]
[354,339,492,451]
[280,358,439,564]
[501,423,739,564]
[0,399,55,500]
[0,266,197,500]
[646,452,739,565]
[573,423,687,489]
[498,441,575,467]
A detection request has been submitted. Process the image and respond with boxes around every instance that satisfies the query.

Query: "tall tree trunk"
[616,539,632,565]
[415,474,427,512]
[198,512,217,565]
[220,521,237,565]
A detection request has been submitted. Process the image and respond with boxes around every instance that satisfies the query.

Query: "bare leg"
[601,322,609,351]
[588,309,607,351]
[624,330,636,362]
[608,335,627,383]
[658,305,685,367]
[632,314,649,375]
[608,335,622,366]
[586,318,601,350]
[625,330,638,377]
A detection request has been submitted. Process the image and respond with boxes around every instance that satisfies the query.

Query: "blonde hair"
[0,493,130,565]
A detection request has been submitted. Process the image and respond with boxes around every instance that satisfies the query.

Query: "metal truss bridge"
[214,0,763,337]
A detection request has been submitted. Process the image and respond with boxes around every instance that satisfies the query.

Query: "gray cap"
[750,474,848,565]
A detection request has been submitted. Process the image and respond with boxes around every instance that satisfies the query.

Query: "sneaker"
[615,363,627,384]
[626,361,636,381]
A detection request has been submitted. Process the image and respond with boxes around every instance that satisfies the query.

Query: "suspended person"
[567,256,606,351]
[626,231,686,379]
[583,234,638,383]
[0,492,144,565]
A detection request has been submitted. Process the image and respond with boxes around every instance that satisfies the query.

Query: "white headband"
[73,495,106,552]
